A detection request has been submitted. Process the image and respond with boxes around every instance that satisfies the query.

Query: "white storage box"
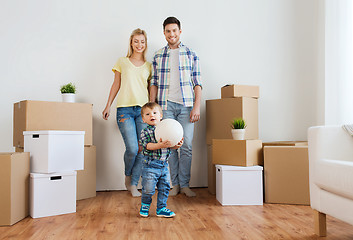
[30,171,77,218]
[24,130,84,173]
[216,165,263,206]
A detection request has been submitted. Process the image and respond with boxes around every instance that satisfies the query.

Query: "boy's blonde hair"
[126,28,147,61]
[141,102,162,116]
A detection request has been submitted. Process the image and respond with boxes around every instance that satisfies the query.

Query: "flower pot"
[231,129,245,140]
[62,93,75,103]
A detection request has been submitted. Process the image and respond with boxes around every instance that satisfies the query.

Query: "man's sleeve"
[191,52,202,88]
[150,54,159,86]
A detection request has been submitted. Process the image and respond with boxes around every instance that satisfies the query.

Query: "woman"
[102,28,151,197]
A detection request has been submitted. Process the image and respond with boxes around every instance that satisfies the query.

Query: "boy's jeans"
[141,158,170,209]
[163,101,194,188]
[116,106,146,186]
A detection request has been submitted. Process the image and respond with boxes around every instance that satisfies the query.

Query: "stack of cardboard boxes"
[13,100,96,201]
[206,85,263,205]
[0,100,97,223]
[206,85,310,206]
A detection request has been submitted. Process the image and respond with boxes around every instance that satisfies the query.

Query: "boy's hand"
[171,138,184,149]
[158,139,173,149]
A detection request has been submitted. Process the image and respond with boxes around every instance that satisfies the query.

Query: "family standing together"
[102,16,202,218]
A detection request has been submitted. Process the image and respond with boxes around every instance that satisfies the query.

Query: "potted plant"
[60,83,76,103]
[231,118,247,140]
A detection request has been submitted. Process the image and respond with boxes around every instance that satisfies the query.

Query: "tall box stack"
[207,84,260,194]
[207,84,263,206]
[13,100,96,201]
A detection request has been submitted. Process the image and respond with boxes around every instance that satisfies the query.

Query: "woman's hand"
[102,106,111,120]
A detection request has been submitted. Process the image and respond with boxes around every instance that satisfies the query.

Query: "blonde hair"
[126,28,147,61]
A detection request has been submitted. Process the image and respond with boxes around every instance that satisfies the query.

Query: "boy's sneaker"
[156,207,176,218]
[139,203,150,217]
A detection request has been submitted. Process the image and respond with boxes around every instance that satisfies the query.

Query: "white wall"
[0,0,322,190]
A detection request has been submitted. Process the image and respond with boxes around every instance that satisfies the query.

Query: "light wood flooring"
[1,188,353,240]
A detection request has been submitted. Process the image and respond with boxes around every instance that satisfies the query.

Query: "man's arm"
[149,85,158,102]
[190,85,202,123]
[149,54,159,102]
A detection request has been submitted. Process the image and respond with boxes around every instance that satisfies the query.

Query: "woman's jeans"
[141,158,170,209]
[163,101,194,188]
[116,106,146,186]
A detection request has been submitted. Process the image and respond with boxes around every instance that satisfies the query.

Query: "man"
[150,16,202,197]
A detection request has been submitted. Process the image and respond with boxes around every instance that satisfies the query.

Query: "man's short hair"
[141,102,163,115]
[163,16,181,30]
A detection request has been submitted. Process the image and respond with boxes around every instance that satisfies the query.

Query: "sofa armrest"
[308,126,353,209]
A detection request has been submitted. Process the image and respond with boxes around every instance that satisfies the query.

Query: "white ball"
[155,119,184,146]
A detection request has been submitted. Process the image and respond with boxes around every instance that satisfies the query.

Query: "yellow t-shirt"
[112,57,151,108]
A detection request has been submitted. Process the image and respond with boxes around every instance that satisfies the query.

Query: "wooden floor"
[1,188,353,240]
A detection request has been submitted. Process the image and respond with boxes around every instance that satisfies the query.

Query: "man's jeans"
[141,158,170,209]
[116,106,146,186]
[163,101,194,188]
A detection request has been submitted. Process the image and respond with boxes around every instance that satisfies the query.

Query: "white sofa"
[308,125,353,236]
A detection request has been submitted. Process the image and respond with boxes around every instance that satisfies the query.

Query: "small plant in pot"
[60,82,76,103]
[231,118,247,140]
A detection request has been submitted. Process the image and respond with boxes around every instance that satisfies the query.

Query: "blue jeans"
[116,106,146,186]
[141,158,170,209]
[163,101,194,188]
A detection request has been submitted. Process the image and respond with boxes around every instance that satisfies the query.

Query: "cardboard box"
[24,130,85,173]
[221,84,259,99]
[264,146,309,205]
[212,139,263,166]
[0,152,30,226]
[262,141,308,147]
[30,171,76,218]
[77,145,97,200]
[206,97,258,144]
[216,165,263,205]
[207,145,216,195]
[13,100,93,148]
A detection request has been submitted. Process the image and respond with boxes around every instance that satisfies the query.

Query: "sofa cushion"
[314,158,353,200]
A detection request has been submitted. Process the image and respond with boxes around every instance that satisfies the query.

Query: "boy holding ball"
[139,102,183,217]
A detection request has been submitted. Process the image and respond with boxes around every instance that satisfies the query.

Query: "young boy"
[139,102,183,217]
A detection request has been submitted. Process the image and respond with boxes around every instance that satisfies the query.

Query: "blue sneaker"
[139,203,150,217]
[156,207,175,218]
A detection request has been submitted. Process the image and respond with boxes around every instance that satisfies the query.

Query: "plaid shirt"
[151,42,202,110]
[139,125,170,161]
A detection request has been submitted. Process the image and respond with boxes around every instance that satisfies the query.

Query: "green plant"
[231,118,247,129]
[60,82,76,94]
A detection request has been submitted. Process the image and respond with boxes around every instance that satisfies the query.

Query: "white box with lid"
[23,130,85,173]
[30,171,76,218]
[216,165,263,206]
